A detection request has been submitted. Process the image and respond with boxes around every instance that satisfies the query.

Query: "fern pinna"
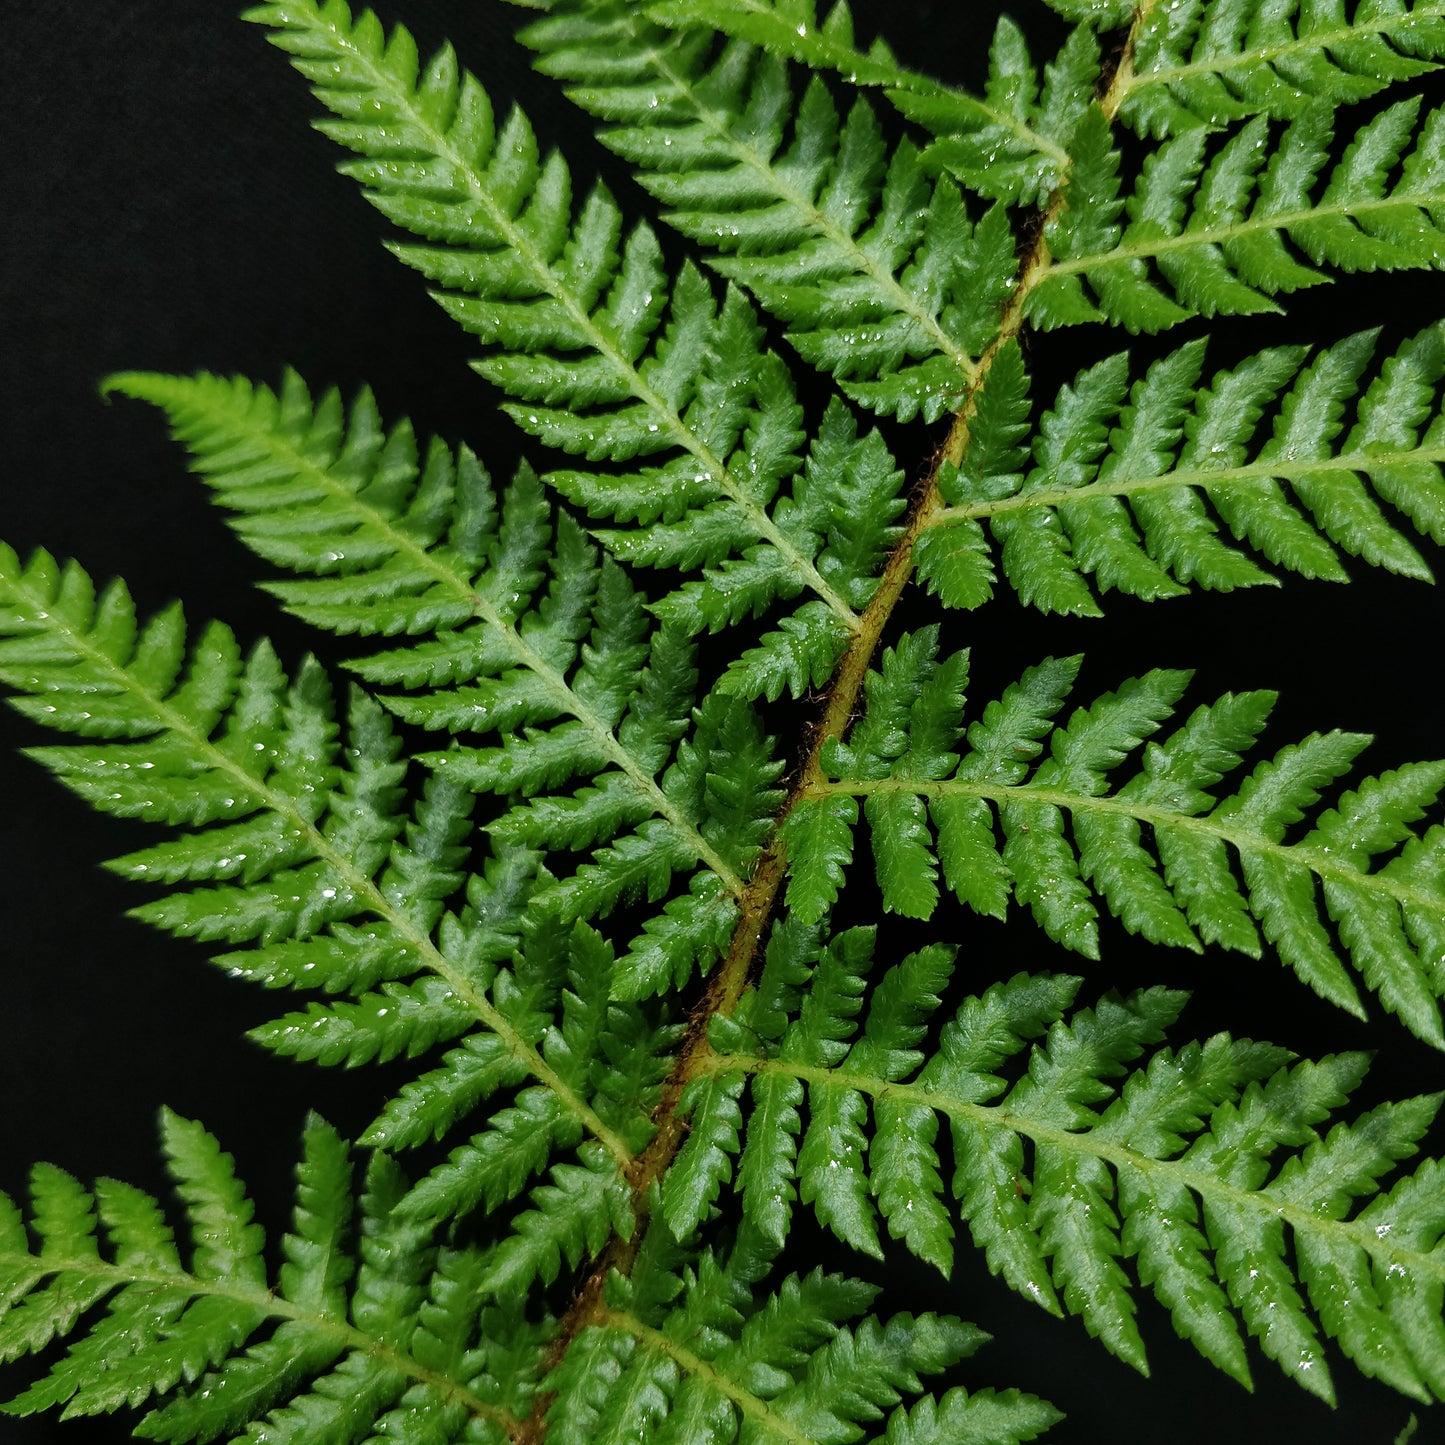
[6,1,1445,1441]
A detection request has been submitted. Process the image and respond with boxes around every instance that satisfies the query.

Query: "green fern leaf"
[0,1114,534,1443]
[13,0,1445,1437]
[480,1142,635,1298]
[109,369,811,1009]
[640,0,1095,206]
[799,634,1445,1042]
[245,0,901,676]
[920,325,1445,613]
[1118,0,1445,137]
[519,2,1022,421]
[581,1218,1058,1445]
[108,372,762,895]
[663,1073,747,1239]
[0,545,661,1211]
[1030,99,1445,332]
[701,955,1445,1398]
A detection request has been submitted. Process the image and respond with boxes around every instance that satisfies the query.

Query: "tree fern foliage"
[785,630,1445,1043]
[7,0,1445,1441]
[2,1110,1061,1444]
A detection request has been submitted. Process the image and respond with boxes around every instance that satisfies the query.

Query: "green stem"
[807,774,1445,916]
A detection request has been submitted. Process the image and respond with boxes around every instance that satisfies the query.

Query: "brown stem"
[515,9,1156,1441]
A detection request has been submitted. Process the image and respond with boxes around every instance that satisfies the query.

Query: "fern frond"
[1117,0,1445,138]
[701,961,1445,1402]
[544,1218,1061,1445]
[0,1113,536,1442]
[640,0,1099,207]
[782,628,1445,1044]
[107,369,794,996]
[107,369,754,851]
[641,1,1445,318]
[0,541,704,1382]
[479,1141,636,1299]
[244,0,926,683]
[12,0,1445,1437]
[1028,99,1445,333]
[0,547,382,927]
[917,326,1445,615]
[0,544,653,1177]
[518,0,1022,421]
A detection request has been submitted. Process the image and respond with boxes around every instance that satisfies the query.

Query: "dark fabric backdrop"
[3,3,1443,1441]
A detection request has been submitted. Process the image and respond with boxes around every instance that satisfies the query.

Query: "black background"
[3,2,1445,1441]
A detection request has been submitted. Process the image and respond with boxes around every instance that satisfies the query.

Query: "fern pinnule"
[107,368,789,997]
[0,538,673,1189]
[637,0,1101,206]
[914,324,1445,615]
[1116,0,1445,136]
[782,627,1445,1043]
[1029,97,1445,333]
[0,1112,539,1442]
[697,955,1445,1403]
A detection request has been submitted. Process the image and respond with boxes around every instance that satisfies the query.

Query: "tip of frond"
[99,371,173,402]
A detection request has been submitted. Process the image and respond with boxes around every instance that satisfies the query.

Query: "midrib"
[807,773,1445,916]
[931,444,1445,524]
[0,1246,518,1433]
[1045,191,1443,279]
[232,413,746,898]
[635,31,979,382]
[654,0,1073,169]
